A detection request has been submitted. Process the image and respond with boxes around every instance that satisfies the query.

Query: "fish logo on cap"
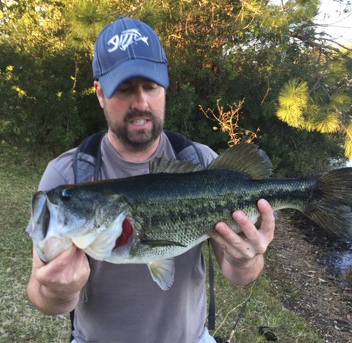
[107,29,149,53]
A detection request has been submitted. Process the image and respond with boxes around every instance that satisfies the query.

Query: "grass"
[205,251,323,342]
[0,147,324,343]
[0,148,71,342]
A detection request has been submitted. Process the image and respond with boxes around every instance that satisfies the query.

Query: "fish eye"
[61,189,72,200]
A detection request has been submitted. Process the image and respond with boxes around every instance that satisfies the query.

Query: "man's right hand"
[27,244,90,314]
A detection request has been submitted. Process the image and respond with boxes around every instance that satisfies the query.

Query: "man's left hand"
[209,199,275,285]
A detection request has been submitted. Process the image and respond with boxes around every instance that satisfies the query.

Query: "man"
[27,17,275,343]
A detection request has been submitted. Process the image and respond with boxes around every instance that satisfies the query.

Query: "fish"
[28,143,352,290]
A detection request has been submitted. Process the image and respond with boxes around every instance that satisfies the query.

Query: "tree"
[1,0,351,175]
[137,0,351,175]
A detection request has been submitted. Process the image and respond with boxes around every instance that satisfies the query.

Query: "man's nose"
[131,88,148,111]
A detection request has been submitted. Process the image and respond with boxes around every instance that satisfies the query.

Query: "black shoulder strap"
[164,130,206,167]
[207,240,216,331]
[73,131,106,183]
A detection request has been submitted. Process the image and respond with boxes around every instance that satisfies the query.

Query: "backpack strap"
[70,131,105,342]
[164,130,206,167]
[207,240,216,331]
[73,131,106,183]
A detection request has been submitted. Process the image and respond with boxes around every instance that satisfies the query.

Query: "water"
[296,216,352,289]
[317,242,352,289]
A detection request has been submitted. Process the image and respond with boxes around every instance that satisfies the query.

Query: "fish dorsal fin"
[208,143,272,179]
[150,155,203,174]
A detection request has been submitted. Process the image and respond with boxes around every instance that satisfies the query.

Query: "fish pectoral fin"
[141,240,186,248]
[148,259,175,291]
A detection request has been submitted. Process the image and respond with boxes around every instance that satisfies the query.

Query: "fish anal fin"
[208,143,272,179]
[148,259,175,291]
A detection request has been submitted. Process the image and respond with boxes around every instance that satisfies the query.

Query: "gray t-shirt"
[34,132,218,343]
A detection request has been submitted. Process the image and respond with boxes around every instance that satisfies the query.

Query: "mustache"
[123,110,154,123]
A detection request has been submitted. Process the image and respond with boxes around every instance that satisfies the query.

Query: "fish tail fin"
[304,168,352,240]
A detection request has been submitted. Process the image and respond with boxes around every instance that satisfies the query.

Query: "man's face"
[95,78,166,151]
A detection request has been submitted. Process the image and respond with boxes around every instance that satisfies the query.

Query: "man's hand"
[209,199,275,285]
[27,244,90,314]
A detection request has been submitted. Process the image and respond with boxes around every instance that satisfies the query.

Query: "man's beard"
[105,109,164,151]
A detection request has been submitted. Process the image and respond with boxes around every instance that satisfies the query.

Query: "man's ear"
[94,80,105,109]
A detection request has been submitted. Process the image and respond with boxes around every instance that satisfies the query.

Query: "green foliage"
[0,0,105,152]
[277,79,309,128]
[64,0,115,50]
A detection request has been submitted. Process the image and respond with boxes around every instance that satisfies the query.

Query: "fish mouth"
[30,191,135,262]
[30,191,51,262]
[31,191,50,241]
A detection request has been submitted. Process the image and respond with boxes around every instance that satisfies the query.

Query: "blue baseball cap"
[92,17,169,98]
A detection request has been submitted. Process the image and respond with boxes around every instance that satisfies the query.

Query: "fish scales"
[120,175,318,262]
[29,143,352,290]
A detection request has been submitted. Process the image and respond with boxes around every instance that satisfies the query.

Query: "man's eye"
[118,87,130,93]
[144,84,158,91]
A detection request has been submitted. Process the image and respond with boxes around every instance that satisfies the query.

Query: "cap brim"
[98,59,169,98]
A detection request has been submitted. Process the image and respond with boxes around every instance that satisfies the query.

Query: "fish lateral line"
[140,240,186,248]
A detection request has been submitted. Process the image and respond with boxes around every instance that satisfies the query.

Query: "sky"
[313,0,352,46]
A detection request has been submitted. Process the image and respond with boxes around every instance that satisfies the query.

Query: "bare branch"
[289,30,352,55]
[200,99,258,147]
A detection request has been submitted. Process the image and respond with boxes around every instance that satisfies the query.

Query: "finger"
[37,245,89,293]
[231,210,270,254]
[213,221,245,249]
[46,245,77,270]
[232,210,261,241]
[212,222,257,263]
[37,245,80,283]
[257,199,275,240]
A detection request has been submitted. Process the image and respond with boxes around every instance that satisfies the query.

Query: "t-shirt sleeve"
[38,148,76,192]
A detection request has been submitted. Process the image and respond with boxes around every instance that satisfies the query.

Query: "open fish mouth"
[30,191,53,261]
[30,191,135,263]
[30,191,72,262]
[31,191,50,242]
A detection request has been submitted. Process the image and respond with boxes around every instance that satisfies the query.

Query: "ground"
[266,211,352,343]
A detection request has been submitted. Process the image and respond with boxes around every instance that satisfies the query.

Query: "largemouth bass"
[29,144,352,290]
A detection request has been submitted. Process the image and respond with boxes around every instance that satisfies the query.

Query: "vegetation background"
[1,0,352,175]
[0,0,352,342]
